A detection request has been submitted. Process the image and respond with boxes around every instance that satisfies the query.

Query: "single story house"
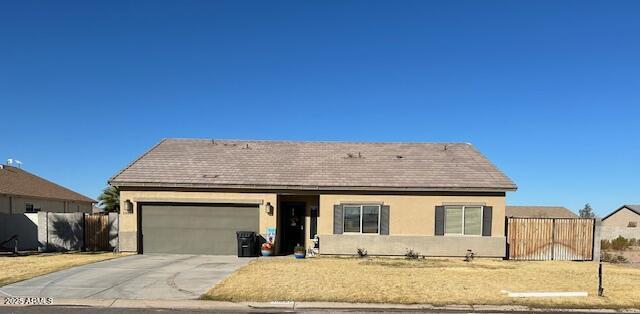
[506,206,578,218]
[109,139,517,257]
[602,205,640,227]
[0,164,95,214]
[600,205,640,240]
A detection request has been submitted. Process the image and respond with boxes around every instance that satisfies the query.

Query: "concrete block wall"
[36,212,119,252]
[0,213,39,250]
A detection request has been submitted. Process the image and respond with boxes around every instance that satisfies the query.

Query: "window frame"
[444,205,484,236]
[342,204,381,235]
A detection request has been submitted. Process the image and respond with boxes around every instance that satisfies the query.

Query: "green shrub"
[601,251,628,263]
[602,237,640,251]
[405,249,420,260]
[614,255,629,263]
[611,236,631,251]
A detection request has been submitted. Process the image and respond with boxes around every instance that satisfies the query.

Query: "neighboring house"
[600,205,640,240]
[0,164,95,214]
[602,205,640,226]
[109,139,517,257]
[506,206,578,218]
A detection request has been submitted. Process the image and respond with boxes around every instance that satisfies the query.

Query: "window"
[343,204,380,234]
[25,203,35,213]
[628,221,637,228]
[445,205,483,236]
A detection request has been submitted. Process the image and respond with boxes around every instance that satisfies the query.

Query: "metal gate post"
[551,218,556,260]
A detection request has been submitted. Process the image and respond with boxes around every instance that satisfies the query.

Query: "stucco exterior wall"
[118,190,278,252]
[600,208,640,240]
[321,234,505,257]
[118,190,506,256]
[318,194,506,236]
[0,194,92,214]
[317,194,506,257]
[602,207,640,227]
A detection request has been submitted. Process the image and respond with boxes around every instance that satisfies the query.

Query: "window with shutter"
[340,204,382,234]
[444,205,484,236]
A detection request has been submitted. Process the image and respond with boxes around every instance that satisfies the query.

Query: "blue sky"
[1,1,638,216]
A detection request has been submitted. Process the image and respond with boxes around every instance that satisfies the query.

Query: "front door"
[281,202,305,254]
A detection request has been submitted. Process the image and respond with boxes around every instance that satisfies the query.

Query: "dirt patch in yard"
[204,257,640,309]
[0,252,124,286]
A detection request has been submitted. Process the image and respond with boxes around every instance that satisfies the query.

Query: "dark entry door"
[281,202,305,254]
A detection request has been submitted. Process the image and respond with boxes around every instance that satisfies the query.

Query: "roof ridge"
[602,205,640,221]
[163,137,470,145]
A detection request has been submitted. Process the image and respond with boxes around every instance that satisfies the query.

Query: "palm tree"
[98,186,120,212]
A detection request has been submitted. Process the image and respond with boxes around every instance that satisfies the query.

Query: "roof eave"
[601,205,640,221]
[0,192,95,204]
[109,181,517,193]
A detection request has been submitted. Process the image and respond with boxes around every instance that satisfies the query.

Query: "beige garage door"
[140,204,259,255]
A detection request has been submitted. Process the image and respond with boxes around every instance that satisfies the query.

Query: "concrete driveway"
[0,254,253,300]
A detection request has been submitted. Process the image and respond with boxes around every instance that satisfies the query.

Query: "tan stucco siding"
[118,190,506,256]
[602,207,640,227]
[118,190,278,252]
[318,194,506,236]
[0,194,92,214]
[321,234,506,257]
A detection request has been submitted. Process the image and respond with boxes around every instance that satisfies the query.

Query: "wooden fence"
[506,217,595,261]
[84,214,110,251]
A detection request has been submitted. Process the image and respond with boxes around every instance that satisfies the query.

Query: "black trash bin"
[236,231,258,257]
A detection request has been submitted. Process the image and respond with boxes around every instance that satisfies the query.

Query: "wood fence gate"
[506,217,595,261]
[84,214,110,251]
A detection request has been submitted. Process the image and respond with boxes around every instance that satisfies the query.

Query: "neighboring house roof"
[0,165,95,203]
[601,205,640,221]
[506,206,578,218]
[109,138,517,192]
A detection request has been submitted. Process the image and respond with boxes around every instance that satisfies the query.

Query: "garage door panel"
[141,204,259,255]
[143,213,258,229]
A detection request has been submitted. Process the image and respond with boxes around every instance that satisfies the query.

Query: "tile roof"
[626,205,640,213]
[109,138,517,192]
[506,206,578,218]
[0,165,95,203]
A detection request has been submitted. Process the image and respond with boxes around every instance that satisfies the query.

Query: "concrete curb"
[1,298,639,313]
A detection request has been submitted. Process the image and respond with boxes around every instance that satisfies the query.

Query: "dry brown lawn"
[0,252,123,286]
[204,257,640,308]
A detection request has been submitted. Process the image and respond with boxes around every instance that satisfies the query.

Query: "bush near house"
[601,236,640,264]
[601,236,638,251]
